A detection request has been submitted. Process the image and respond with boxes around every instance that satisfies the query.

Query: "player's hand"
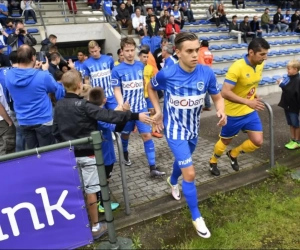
[122,101,131,111]
[114,105,123,111]
[216,110,227,127]
[246,99,265,111]
[138,112,153,124]
[152,112,164,132]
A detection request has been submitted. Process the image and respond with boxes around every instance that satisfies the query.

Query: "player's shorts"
[104,95,118,110]
[122,108,151,134]
[220,111,263,138]
[145,97,154,109]
[166,137,198,168]
[284,110,300,128]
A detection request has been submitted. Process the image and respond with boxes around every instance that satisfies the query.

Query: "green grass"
[179,178,300,249]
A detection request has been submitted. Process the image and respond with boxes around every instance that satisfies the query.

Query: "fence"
[0,131,132,249]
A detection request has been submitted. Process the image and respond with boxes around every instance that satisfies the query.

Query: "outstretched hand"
[152,112,164,132]
[216,110,227,127]
[138,112,153,125]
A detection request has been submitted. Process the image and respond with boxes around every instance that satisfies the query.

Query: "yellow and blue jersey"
[143,64,155,98]
[224,55,264,117]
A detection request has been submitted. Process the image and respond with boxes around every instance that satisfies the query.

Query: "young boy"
[53,69,152,240]
[278,59,300,149]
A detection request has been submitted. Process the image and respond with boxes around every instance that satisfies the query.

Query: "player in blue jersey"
[162,44,177,69]
[111,37,165,177]
[148,32,227,238]
[82,40,118,110]
[74,51,86,80]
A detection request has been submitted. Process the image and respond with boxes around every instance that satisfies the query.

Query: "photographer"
[7,21,37,51]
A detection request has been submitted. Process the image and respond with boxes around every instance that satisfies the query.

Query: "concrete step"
[37,2,90,10]
[42,14,105,24]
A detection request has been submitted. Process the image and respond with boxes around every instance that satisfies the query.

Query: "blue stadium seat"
[287,49,295,53]
[25,20,36,24]
[27,28,39,33]
[272,75,282,81]
[214,56,223,62]
[262,77,274,84]
[267,63,278,68]
[222,55,234,61]
[275,40,283,44]
[279,49,289,55]
[189,29,198,33]
[290,39,298,43]
[270,50,280,55]
[208,28,218,32]
[199,36,209,41]
[268,41,276,45]
[213,69,225,75]
[264,64,271,69]
[199,28,209,32]
[294,48,300,53]
[221,44,232,49]
[11,13,21,17]
[223,67,229,72]
[240,43,248,48]
[231,43,242,48]
[219,35,230,40]
[259,80,266,86]
[220,27,228,31]
[210,45,222,50]
[276,61,286,67]
[209,36,220,40]
[232,54,242,59]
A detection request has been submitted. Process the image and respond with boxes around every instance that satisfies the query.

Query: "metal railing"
[0,131,132,249]
[101,8,128,38]
[37,0,48,38]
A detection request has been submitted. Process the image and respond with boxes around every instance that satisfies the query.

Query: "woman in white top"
[206,5,220,27]
[170,5,184,29]
[21,0,37,22]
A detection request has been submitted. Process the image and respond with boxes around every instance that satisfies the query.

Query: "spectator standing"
[6,45,58,149]
[229,15,242,44]
[7,21,37,51]
[116,2,133,35]
[273,7,288,32]
[291,10,300,32]
[133,0,146,15]
[48,52,61,77]
[240,16,255,43]
[198,40,213,111]
[206,5,220,27]
[250,16,263,38]
[3,19,15,44]
[102,0,113,22]
[235,0,245,9]
[181,0,195,23]
[132,8,147,35]
[114,48,124,66]
[159,9,169,28]
[21,0,37,23]
[40,34,57,54]
[277,60,300,149]
[67,0,77,14]
[261,8,275,33]
[165,15,180,45]
[147,14,160,37]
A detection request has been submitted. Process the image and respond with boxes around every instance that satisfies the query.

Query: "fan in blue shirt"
[111,37,165,177]
[82,40,118,110]
[148,32,226,238]
[74,51,86,80]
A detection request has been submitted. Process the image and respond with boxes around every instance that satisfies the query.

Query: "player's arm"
[221,68,264,111]
[111,69,124,107]
[82,63,91,85]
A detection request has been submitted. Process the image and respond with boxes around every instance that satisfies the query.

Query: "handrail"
[37,0,48,38]
[61,0,70,23]
[101,7,128,37]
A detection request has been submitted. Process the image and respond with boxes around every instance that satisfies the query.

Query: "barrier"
[0,131,132,249]
[262,101,275,167]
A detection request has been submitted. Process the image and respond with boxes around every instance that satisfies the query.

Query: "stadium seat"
[213,69,225,75]
[276,61,286,67]
[221,44,232,49]
[240,43,248,48]
[11,13,21,17]
[231,43,242,48]
[232,54,242,59]
[27,28,39,33]
[199,36,209,41]
[25,20,36,24]
[272,75,282,81]
[264,64,271,69]
[219,35,230,40]
[210,45,222,50]
[266,62,278,68]
[223,67,229,72]
[214,56,224,62]
[208,28,218,32]
[287,49,295,53]
[209,36,220,40]
[222,55,234,61]
[262,77,274,84]
[279,50,289,55]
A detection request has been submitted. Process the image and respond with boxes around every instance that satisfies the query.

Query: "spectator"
[153,37,168,70]
[181,0,195,23]
[165,15,180,45]
[277,60,300,149]
[261,8,275,33]
[7,21,37,51]
[61,65,69,73]
[87,0,97,10]
[250,16,263,38]
[7,0,22,16]
[0,0,8,28]
[6,45,58,149]
[217,4,229,27]
[3,19,15,44]
[159,9,169,28]
[171,5,184,29]
[229,15,242,43]
[198,40,213,111]
[102,0,113,22]
[0,44,10,66]
[206,5,220,27]
[74,51,86,79]
[125,0,134,15]
[283,9,292,30]
[40,34,57,53]
[146,7,159,25]
[21,0,37,23]
[116,2,133,35]
[139,29,151,47]
[147,14,161,37]
[291,9,300,32]
[132,7,147,35]
[235,0,245,9]
[114,48,124,66]
[240,16,255,43]
[161,0,171,11]
[161,43,177,68]
[48,52,61,77]
[152,0,161,14]
[133,0,146,15]
[0,82,15,155]
[67,0,77,14]
[273,7,289,32]
[150,30,164,53]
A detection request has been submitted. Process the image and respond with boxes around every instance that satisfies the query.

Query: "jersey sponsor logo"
[197,81,205,91]
[178,157,192,166]
[90,69,111,79]
[168,94,205,109]
[246,87,255,99]
[122,80,144,90]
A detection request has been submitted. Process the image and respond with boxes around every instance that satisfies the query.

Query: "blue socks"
[144,140,155,166]
[121,136,129,153]
[170,161,181,185]
[182,180,201,221]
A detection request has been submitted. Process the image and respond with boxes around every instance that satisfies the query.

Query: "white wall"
[102,23,121,61]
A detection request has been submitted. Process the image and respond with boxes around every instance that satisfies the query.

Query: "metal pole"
[70,0,77,24]
[0,137,92,162]
[114,132,131,215]
[62,0,69,22]
[262,101,275,167]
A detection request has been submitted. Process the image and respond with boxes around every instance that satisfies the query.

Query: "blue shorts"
[220,111,263,138]
[145,97,154,109]
[104,96,118,110]
[167,137,198,168]
[284,110,300,128]
[122,108,151,134]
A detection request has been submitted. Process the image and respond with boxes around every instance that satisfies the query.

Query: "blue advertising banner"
[0,148,93,249]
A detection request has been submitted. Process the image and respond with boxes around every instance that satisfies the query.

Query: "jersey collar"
[243,54,256,71]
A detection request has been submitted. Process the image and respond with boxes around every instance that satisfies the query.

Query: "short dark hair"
[117,48,122,55]
[138,29,145,37]
[54,70,64,81]
[138,49,149,56]
[49,44,58,53]
[161,38,168,44]
[265,7,269,11]
[277,7,281,10]
[232,15,237,19]
[174,32,198,49]
[77,50,85,55]
[201,40,209,47]
[140,44,150,53]
[106,53,113,56]
[17,45,36,64]
[248,38,270,53]
[9,51,18,64]
[89,87,105,106]
[120,37,136,50]
[50,52,60,61]
[244,15,249,19]
[49,34,57,40]
[6,18,13,25]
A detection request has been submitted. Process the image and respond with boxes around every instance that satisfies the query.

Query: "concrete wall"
[102,23,121,61]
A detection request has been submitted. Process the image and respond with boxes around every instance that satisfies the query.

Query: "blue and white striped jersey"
[164,56,177,69]
[74,60,85,80]
[111,61,147,113]
[151,63,220,140]
[82,55,114,97]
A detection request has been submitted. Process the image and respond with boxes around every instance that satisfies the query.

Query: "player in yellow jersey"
[138,48,163,138]
[209,38,270,176]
